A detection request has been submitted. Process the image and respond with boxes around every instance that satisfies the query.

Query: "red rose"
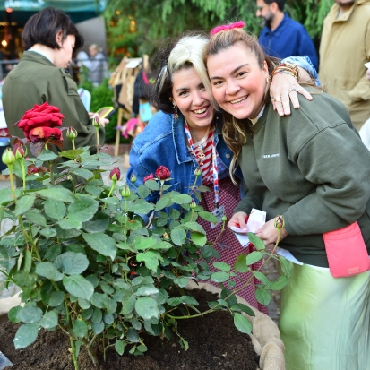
[16,102,64,141]
[143,174,154,183]
[155,166,171,180]
[109,167,121,181]
[29,126,63,143]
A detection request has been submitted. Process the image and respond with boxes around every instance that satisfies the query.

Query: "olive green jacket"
[3,51,105,151]
[234,92,370,267]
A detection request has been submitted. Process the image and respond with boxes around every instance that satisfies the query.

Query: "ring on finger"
[275,96,282,102]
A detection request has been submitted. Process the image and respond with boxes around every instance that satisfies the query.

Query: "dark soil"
[1,288,259,370]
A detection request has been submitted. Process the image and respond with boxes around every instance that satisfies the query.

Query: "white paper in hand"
[231,209,266,247]
[365,62,370,69]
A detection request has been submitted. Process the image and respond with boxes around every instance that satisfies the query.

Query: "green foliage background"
[105,0,333,57]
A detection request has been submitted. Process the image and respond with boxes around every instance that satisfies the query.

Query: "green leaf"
[115,340,126,356]
[137,185,151,199]
[91,322,105,335]
[67,195,99,222]
[182,221,206,235]
[135,297,159,321]
[55,252,89,275]
[270,275,289,290]
[174,276,188,288]
[135,287,159,296]
[91,307,103,323]
[22,249,32,273]
[13,323,39,349]
[0,188,18,205]
[234,254,249,273]
[170,227,186,246]
[36,262,64,281]
[154,197,170,211]
[37,150,58,161]
[144,179,159,191]
[73,319,88,338]
[255,287,271,306]
[233,313,253,334]
[48,291,65,306]
[126,199,154,214]
[121,296,135,315]
[25,209,47,227]
[13,271,37,289]
[150,240,172,250]
[213,262,231,272]
[44,199,66,220]
[82,233,116,261]
[58,218,82,229]
[20,305,43,324]
[39,227,56,238]
[36,187,74,203]
[170,193,192,204]
[39,310,58,329]
[136,251,161,271]
[198,211,218,223]
[246,251,263,265]
[133,236,157,251]
[247,233,265,251]
[82,212,109,233]
[190,232,207,246]
[279,256,292,279]
[59,149,84,159]
[63,275,94,300]
[15,195,35,217]
[70,168,94,180]
[253,271,270,286]
[8,306,22,323]
[211,271,229,283]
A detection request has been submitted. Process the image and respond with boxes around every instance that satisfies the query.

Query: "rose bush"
[0,105,291,370]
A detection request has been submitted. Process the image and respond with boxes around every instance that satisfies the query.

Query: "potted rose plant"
[0,103,290,370]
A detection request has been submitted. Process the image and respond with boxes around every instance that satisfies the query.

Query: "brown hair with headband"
[204,22,279,182]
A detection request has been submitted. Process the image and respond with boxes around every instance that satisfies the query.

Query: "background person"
[319,0,370,130]
[89,43,109,86]
[3,7,106,153]
[204,22,370,370]
[127,33,318,312]
[256,0,318,70]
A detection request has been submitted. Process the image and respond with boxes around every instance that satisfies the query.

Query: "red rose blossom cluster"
[16,102,65,143]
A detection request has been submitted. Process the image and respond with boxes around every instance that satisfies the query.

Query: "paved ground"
[0,153,281,324]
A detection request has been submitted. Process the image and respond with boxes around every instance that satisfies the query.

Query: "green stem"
[69,336,79,370]
[96,127,100,153]
[8,165,17,202]
[49,161,55,185]
[72,139,75,151]
[107,181,116,197]
[21,159,26,191]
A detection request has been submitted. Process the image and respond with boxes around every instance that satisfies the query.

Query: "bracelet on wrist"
[271,63,300,80]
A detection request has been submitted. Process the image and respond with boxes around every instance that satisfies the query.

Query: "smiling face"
[172,67,215,138]
[256,0,273,27]
[206,42,269,120]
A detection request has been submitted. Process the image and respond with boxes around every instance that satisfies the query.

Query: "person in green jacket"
[204,22,370,370]
[3,6,106,152]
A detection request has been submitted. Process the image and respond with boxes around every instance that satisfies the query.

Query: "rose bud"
[130,174,137,184]
[14,147,25,160]
[66,126,78,140]
[274,215,285,229]
[121,184,131,198]
[222,215,227,222]
[194,168,202,177]
[109,167,121,181]
[155,166,171,180]
[91,114,100,127]
[143,174,154,183]
[2,147,15,166]
[189,200,197,209]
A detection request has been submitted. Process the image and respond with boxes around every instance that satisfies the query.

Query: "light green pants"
[280,262,370,370]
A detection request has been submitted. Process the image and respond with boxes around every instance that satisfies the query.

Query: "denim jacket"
[126,111,242,203]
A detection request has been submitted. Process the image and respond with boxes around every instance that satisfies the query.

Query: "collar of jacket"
[22,50,55,66]
[263,13,290,37]
[329,0,366,22]
[172,111,222,164]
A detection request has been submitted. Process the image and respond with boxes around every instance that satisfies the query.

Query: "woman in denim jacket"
[126,33,317,312]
